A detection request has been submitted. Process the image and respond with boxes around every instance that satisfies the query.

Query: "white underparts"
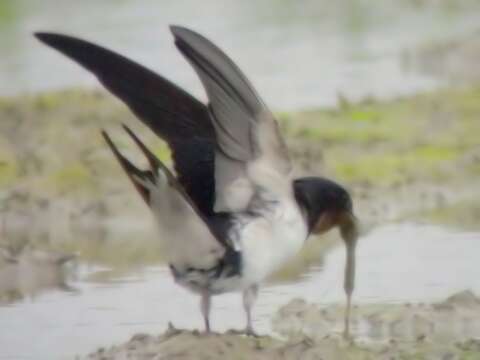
[237,196,307,287]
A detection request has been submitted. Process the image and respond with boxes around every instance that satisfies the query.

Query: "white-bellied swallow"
[35,26,358,337]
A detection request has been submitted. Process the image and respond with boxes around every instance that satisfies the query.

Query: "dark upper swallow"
[35,26,358,336]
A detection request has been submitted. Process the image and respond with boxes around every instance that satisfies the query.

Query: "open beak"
[339,211,358,339]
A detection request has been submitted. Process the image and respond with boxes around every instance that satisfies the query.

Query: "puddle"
[2,1,480,108]
[0,222,479,359]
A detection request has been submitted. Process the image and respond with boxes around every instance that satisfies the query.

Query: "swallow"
[35,26,358,336]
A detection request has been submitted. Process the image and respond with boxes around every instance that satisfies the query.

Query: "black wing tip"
[34,31,54,41]
[34,32,92,57]
[169,25,190,38]
[170,25,192,50]
[34,32,70,46]
[170,25,206,49]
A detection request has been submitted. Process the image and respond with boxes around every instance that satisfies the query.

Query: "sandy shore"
[82,290,480,359]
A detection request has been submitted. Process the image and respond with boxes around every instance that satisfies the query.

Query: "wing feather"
[171,26,292,211]
[35,32,216,215]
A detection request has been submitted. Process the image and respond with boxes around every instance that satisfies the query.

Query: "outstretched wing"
[102,126,226,271]
[171,26,292,212]
[35,33,216,216]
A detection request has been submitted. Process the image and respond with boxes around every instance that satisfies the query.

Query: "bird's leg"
[226,284,260,336]
[243,284,259,336]
[200,291,211,333]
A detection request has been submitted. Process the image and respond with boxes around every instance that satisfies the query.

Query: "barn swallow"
[35,26,358,336]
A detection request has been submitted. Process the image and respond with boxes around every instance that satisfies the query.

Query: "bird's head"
[294,176,358,337]
[294,177,355,235]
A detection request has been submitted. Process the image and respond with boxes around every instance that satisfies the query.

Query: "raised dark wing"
[35,32,216,216]
[171,26,292,212]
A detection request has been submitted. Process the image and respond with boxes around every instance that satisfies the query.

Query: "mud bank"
[83,290,480,359]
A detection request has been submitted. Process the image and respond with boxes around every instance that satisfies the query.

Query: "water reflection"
[0,246,75,305]
[0,222,479,358]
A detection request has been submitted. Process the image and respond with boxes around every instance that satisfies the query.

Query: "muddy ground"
[83,290,480,360]
[1,86,480,359]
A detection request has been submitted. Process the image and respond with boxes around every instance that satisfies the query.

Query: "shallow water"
[2,0,480,108]
[0,222,479,359]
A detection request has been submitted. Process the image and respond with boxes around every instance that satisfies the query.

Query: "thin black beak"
[339,211,358,339]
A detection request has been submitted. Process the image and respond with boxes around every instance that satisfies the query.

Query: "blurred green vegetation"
[0,86,479,196]
[285,87,480,186]
[418,200,480,229]
[0,0,17,25]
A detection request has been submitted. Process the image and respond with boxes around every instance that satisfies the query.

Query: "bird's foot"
[226,327,263,338]
[165,322,217,337]
[164,322,183,338]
